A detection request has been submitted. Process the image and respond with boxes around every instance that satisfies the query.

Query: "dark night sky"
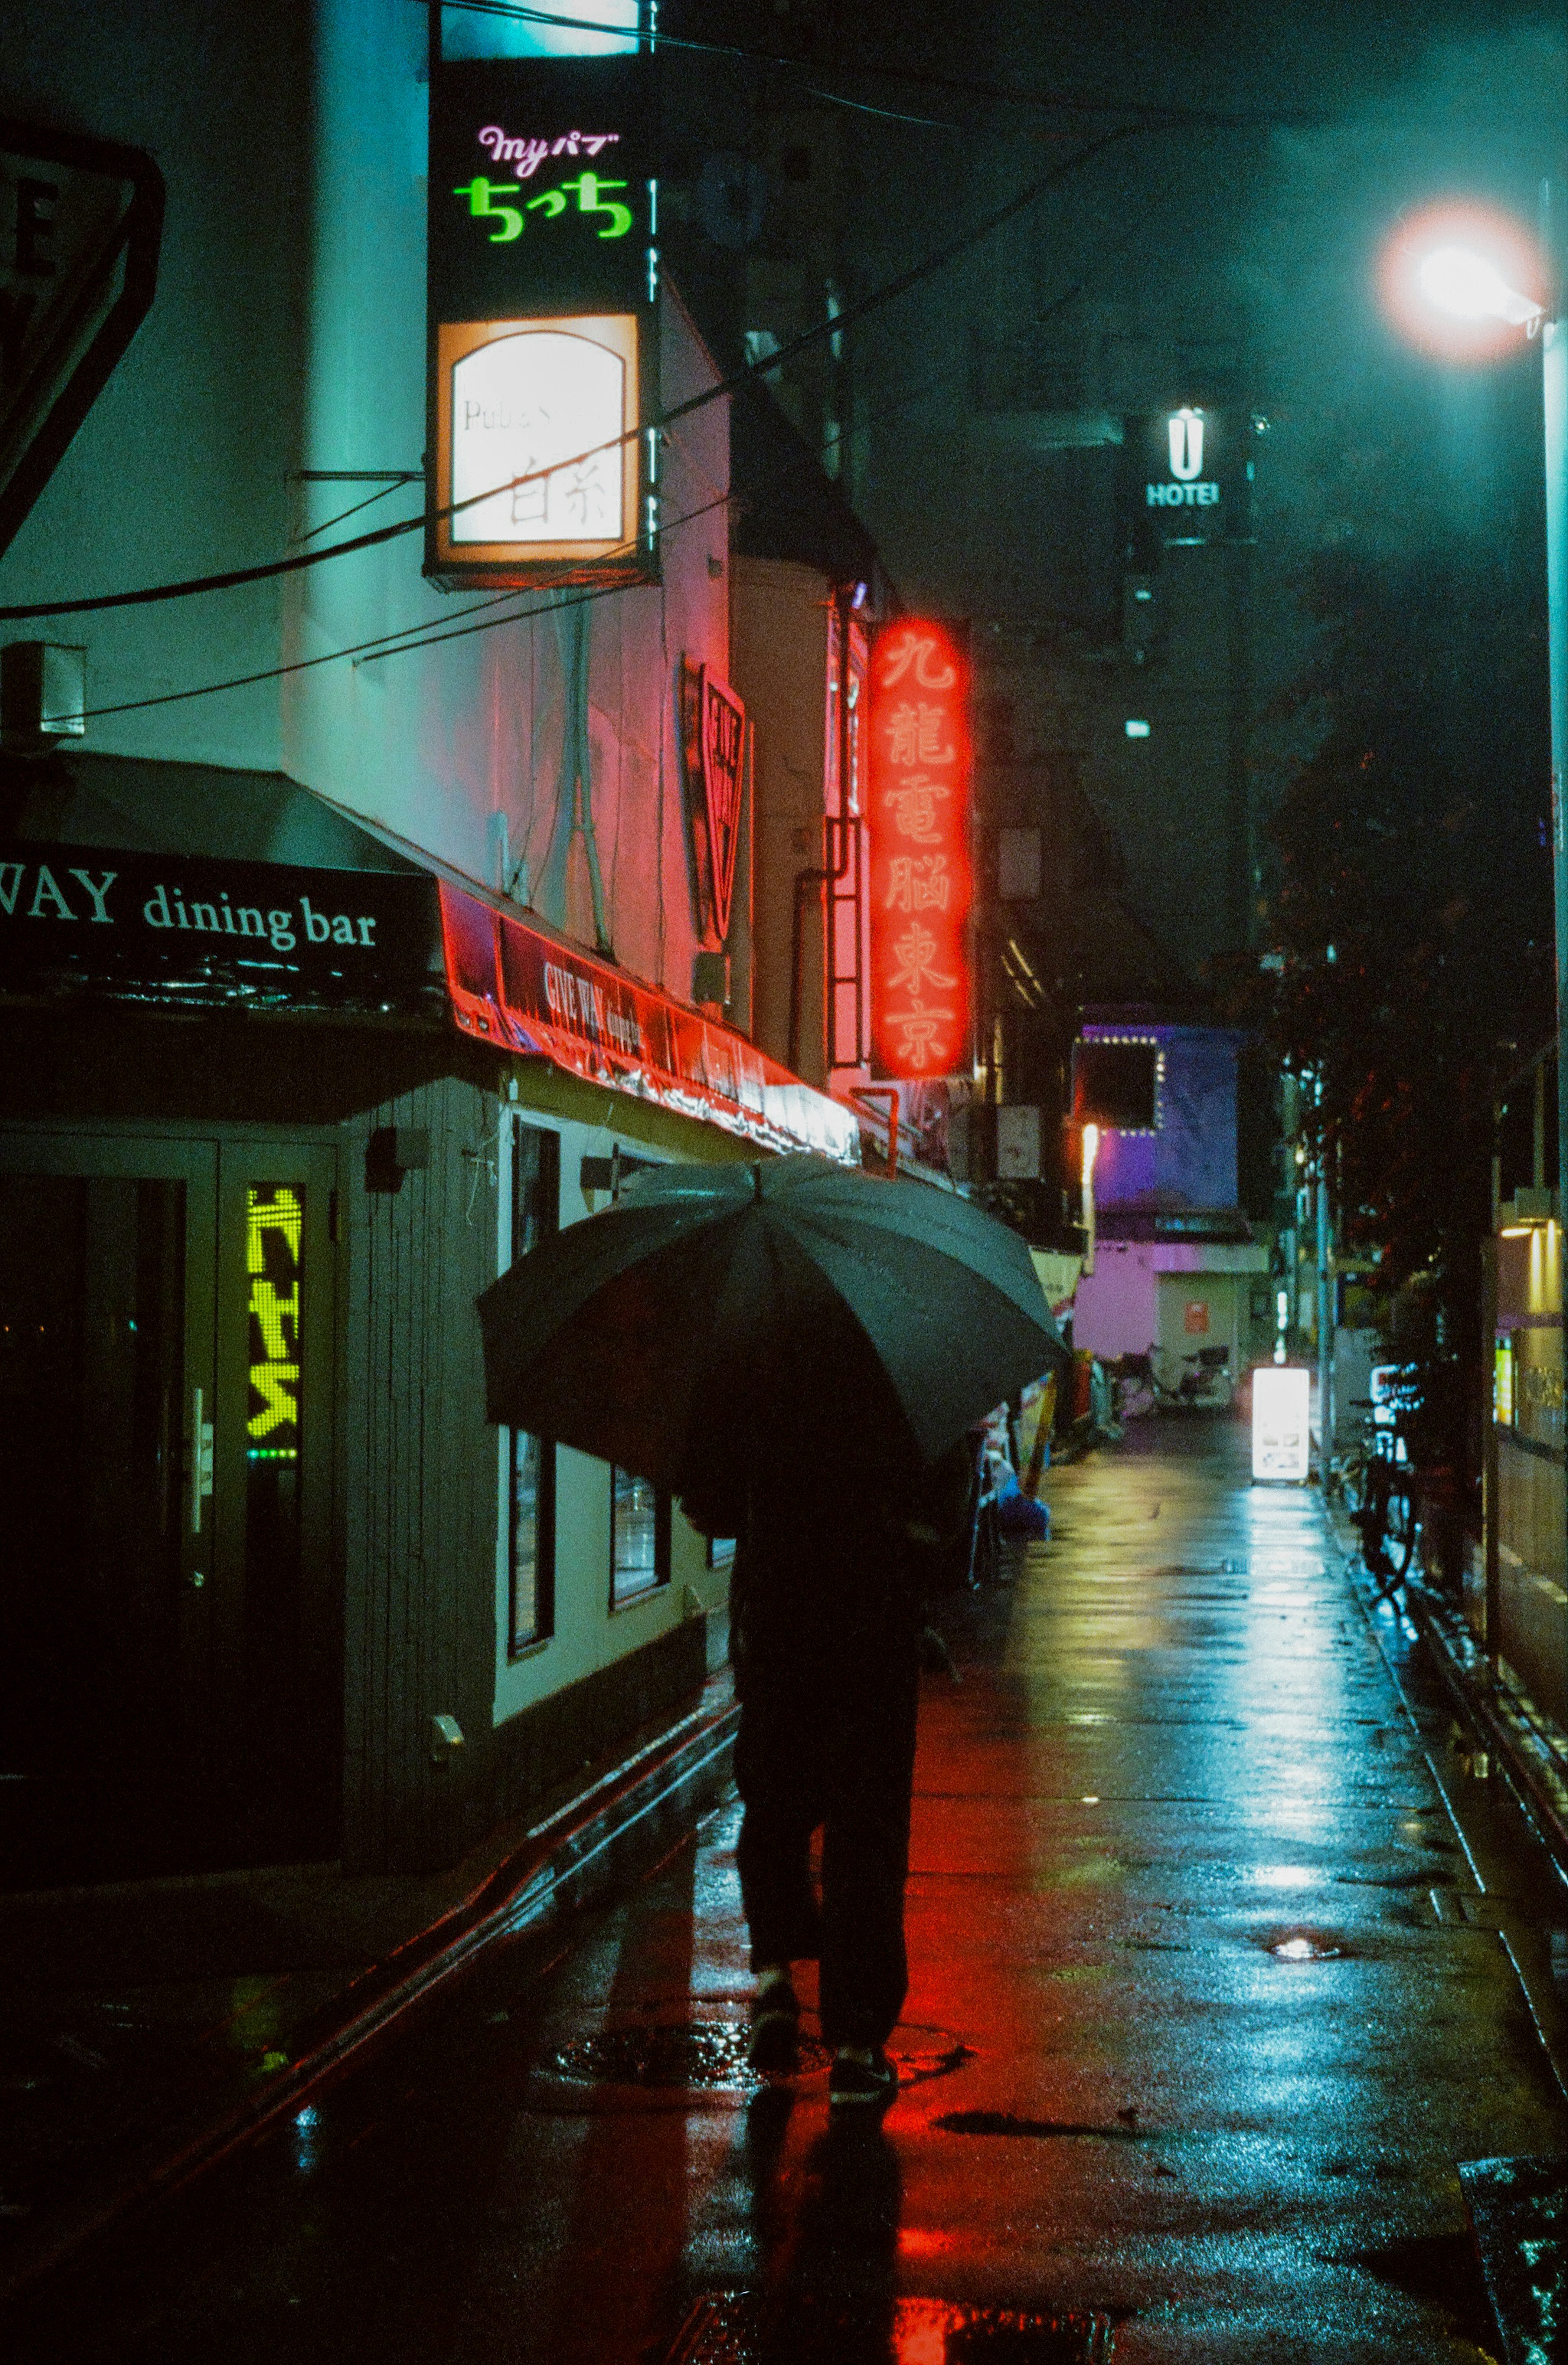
[673,2,1568,593]
[826,0,1567,558]
[666,1,1565,958]
[781,0,1568,794]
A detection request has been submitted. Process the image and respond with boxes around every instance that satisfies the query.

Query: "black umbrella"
[477,1153,1067,1500]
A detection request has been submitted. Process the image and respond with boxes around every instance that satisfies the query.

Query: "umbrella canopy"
[477,1152,1067,1501]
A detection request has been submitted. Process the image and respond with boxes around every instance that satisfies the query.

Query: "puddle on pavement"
[1260,1929,1349,1961]
[548,2023,833,2090]
[532,2017,971,2109]
[666,2292,1115,2363]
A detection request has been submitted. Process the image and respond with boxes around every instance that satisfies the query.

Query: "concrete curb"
[0,1696,739,2308]
[1322,1498,1568,1877]
[1398,1582,1568,1880]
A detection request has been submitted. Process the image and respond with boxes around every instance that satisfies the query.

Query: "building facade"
[0,0,867,1884]
[1070,1019,1272,1394]
[1481,1047,1566,1734]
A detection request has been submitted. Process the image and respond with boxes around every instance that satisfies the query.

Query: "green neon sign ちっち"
[452,172,633,242]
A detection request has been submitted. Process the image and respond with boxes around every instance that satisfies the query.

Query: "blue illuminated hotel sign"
[1124,410,1249,559]
[1146,409,1218,510]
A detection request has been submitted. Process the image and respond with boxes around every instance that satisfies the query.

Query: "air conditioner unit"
[1,641,86,753]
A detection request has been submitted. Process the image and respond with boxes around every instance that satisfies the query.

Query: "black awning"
[0,750,423,871]
[0,753,443,1019]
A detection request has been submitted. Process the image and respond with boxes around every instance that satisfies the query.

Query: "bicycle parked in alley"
[1338,1363,1423,1598]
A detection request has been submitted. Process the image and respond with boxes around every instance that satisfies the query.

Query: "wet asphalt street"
[16,1418,1568,2363]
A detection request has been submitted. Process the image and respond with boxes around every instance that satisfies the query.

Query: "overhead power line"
[820,283,1085,462]
[819,163,1181,461]
[73,490,735,722]
[432,0,1332,131]
[0,122,1143,623]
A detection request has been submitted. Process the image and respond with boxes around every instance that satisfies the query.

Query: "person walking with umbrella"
[689,1432,973,2107]
[477,1152,1065,2112]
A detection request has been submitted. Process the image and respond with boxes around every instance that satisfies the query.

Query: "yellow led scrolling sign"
[431,315,640,578]
[247,1187,301,1463]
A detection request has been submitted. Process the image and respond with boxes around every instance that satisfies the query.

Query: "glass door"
[0,1127,341,1884]
[0,1133,217,1885]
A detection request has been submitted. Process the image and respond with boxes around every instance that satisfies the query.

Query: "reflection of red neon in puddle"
[895,2226,957,2260]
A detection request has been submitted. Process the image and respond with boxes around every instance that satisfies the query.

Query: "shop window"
[509,1123,560,1652]
[610,1467,670,1606]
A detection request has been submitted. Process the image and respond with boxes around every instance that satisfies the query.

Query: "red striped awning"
[439,882,858,1163]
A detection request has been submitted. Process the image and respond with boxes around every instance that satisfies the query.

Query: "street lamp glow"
[1379,194,1568,1510]
[1080,1122,1099,1279]
[1416,246,1543,331]
[1380,200,1548,360]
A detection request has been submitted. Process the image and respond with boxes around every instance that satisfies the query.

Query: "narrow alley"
[16,1421,1566,2365]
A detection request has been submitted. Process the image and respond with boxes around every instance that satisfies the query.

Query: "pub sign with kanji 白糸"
[425,52,657,587]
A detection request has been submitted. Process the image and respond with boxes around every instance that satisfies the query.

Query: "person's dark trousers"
[734,1692,826,1968]
[733,1647,921,2052]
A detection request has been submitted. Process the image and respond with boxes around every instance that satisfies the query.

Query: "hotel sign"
[1124,408,1249,561]
[866,619,971,1080]
[425,56,657,586]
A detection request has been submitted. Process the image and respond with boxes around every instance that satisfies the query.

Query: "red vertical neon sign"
[866,618,971,1079]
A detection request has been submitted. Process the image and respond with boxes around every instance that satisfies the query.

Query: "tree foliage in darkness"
[1239,546,1552,1309]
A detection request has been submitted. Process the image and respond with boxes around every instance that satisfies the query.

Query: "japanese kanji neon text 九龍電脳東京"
[866,622,971,1078]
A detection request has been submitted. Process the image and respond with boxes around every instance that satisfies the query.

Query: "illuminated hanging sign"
[426,55,656,586]
[1123,409,1249,561]
[1252,1364,1310,1483]
[866,619,971,1080]
[680,660,746,946]
[434,314,639,566]
[247,1187,302,1464]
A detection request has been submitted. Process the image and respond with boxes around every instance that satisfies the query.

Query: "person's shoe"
[747,1972,801,2073]
[828,2047,898,2110]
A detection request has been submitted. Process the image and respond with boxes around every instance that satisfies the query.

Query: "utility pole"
[1545,293,1567,1443]
[1544,200,1567,1689]
[1315,1139,1333,1487]
[1225,458,1255,953]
